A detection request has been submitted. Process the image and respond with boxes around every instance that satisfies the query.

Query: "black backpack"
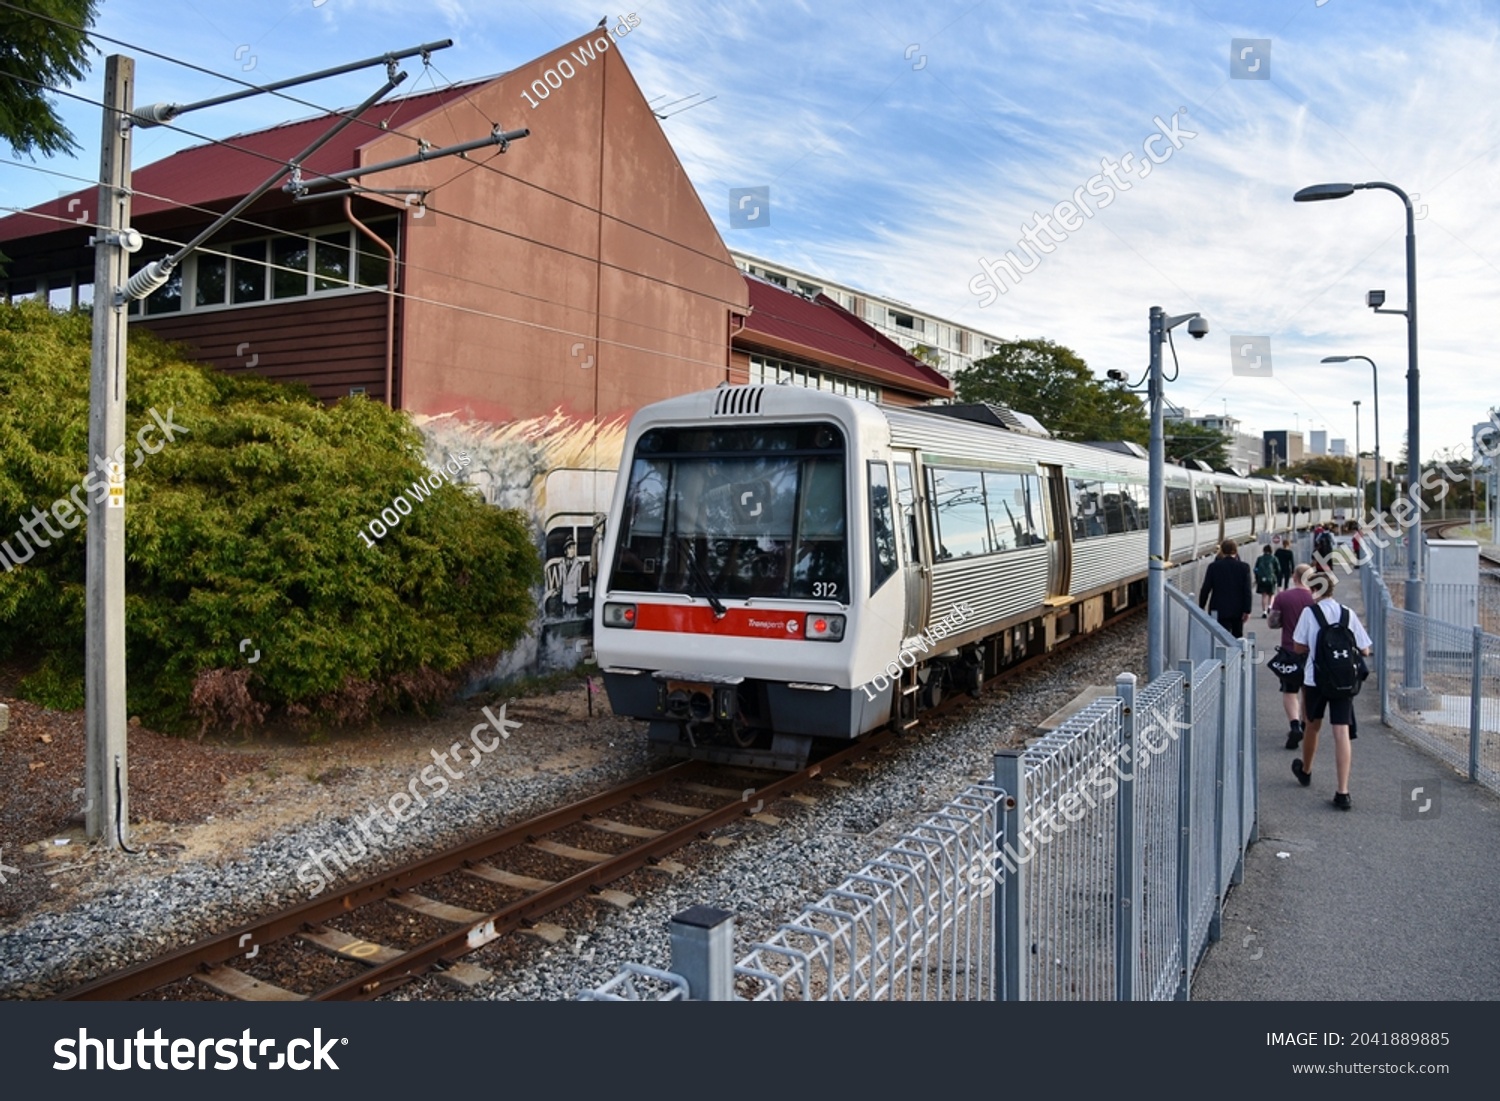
[1311,603,1362,698]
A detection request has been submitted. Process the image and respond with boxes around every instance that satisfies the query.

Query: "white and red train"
[593,386,1356,769]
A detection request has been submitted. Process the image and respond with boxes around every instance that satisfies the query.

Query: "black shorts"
[1303,681,1354,727]
[1276,666,1304,694]
[1256,581,1276,595]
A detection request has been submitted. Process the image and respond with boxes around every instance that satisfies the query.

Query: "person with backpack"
[1274,535,1295,590]
[1253,543,1278,617]
[1268,563,1316,749]
[1290,569,1373,810]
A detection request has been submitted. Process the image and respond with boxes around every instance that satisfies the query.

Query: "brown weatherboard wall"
[354,30,748,426]
[136,292,392,404]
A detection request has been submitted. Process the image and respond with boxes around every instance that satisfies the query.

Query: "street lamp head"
[1294,182,1357,202]
[1366,289,1386,309]
[1321,356,1351,363]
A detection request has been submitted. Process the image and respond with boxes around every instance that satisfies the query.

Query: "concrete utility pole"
[85,55,135,845]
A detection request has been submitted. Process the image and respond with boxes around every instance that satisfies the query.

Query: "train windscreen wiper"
[676,536,728,619]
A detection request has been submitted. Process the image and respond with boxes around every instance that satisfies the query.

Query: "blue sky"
[4,0,1497,465]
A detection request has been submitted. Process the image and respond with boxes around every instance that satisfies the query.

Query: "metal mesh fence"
[1015,699,1121,1000]
[1364,561,1500,796]
[1134,672,1186,1002]
[733,784,1004,1001]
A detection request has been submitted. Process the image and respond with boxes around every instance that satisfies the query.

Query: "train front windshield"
[608,423,848,602]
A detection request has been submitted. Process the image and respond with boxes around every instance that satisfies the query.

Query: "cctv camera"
[1366,289,1386,309]
[1106,368,1127,382]
[1187,316,1209,340]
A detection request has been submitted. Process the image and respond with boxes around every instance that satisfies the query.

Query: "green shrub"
[0,300,540,732]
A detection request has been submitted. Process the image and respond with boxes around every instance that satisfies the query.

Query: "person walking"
[1268,563,1317,749]
[1199,538,1253,639]
[1274,535,1295,591]
[1291,570,1373,810]
[1253,543,1278,616]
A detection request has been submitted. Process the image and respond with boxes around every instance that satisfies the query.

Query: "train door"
[892,454,927,638]
[1041,464,1072,597]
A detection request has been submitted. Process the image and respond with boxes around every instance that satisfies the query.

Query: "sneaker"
[1285,729,1302,750]
[1333,792,1352,810]
[1292,759,1311,787]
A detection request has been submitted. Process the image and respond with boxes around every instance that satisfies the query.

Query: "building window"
[117,219,398,318]
[748,355,880,404]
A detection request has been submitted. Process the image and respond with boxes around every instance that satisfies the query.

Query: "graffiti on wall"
[413,409,626,673]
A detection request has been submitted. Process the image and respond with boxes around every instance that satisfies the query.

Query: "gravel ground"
[0,620,1145,1000]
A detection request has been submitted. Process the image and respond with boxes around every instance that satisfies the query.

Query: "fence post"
[669,906,736,1001]
[1175,659,1194,1002]
[1471,625,1484,783]
[993,751,1026,1001]
[1210,642,1229,944]
[1379,584,1391,725]
[1243,635,1258,848]
[1114,671,1139,1002]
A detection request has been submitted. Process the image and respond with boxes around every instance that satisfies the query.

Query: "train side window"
[1167,486,1194,526]
[983,471,1030,550]
[928,467,989,558]
[1021,474,1048,541]
[1196,488,1219,523]
[893,462,918,561]
[1101,484,1128,534]
[868,462,898,593]
[1072,479,1105,540]
[1120,482,1147,531]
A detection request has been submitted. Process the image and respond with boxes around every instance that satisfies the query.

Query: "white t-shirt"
[1292,598,1373,688]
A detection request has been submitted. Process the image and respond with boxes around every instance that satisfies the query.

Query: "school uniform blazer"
[1199,556,1253,620]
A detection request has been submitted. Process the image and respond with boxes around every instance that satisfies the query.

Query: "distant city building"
[1309,429,1328,455]
[1263,430,1305,471]
[1331,438,1347,457]
[730,250,1007,380]
[1163,403,1261,473]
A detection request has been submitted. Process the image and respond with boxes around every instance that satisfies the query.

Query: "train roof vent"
[916,402,1052,438]
[1083,440,1149,459]
[713,385,765,416]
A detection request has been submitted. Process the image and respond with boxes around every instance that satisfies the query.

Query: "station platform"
[1190,567,1500,1000]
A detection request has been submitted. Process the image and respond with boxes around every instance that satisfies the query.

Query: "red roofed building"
[0,29,950,662]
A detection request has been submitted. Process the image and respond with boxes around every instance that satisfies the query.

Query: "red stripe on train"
[632,604,806,639]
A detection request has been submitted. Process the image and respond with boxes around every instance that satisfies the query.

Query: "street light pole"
[1321,355,1382,520]
[1354,399,1362,518]
[1147,305,1206,681]
[1296,180,1421,690]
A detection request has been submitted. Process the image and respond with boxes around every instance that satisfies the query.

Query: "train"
[592,385,1358,770]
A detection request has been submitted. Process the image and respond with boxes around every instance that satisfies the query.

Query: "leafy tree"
[0,301,540,732]
[1288,454,1356,486]
[1164,420,1230,468]
[910,343,944,369]
[955,338,1147,444]
[0,0,99,157]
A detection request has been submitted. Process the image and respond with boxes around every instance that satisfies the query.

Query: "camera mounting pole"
[1147,306,1206,680]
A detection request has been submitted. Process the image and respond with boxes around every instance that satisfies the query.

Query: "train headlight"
[805,613,845,641]
[603,602,637,628]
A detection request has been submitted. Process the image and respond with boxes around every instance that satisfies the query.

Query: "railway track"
[58,602,1140,1002]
